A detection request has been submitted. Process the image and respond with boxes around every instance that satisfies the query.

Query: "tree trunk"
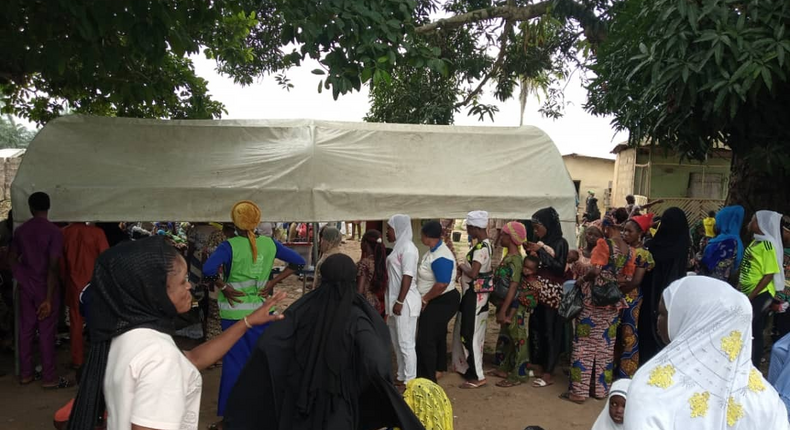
[726,149,790,220]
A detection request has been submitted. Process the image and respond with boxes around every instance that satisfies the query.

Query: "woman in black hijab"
[67,237,286,430]
[224,253,424,430]
[524,207,569,388]
[638,207,690,362]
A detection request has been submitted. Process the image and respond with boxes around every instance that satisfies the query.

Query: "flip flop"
[42,377,74,390]
[559,392,586,404]
[486,369,508,379]
[496,379,522,388]
[532,378,553,388]
[459,380,487,389]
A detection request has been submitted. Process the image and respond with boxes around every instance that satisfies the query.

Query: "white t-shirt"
[416,242,457,296]
[104,328,202,430]
[386,243,421,317]
[459,239,493,288]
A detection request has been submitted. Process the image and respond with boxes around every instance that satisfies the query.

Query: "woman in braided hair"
[66,237,287,430]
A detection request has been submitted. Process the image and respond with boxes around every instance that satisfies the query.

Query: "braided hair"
[362,230,388,294]
[68,237,182,430]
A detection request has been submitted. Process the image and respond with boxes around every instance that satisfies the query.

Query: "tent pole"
[312,223,320,265]
[13,280,19,376]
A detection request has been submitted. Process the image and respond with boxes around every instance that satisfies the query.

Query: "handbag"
[559,281,583,319]
[490,263,512,306]
[467,241,495,294]
[591,240,629,306]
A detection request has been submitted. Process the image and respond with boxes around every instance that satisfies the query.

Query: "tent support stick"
[13,280,19,376]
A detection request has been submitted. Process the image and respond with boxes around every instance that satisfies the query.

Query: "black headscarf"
[639,207,691,362]
[224,253,424,430]
[531,207,569,280]
[646,207,690,262]
[68,237,180,430]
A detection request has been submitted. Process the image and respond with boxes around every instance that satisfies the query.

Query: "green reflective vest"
[217,235,277,320]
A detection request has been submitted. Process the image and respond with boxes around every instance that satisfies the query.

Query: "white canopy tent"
[12,115,578,243]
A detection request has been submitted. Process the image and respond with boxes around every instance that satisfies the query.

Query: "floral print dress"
[570,238,635,399]
[616,246,654,378]
[357,255,384,316]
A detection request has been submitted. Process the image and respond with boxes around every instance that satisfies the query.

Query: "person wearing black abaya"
[637,207,690,362]
[525,207,569,387]
[67,237,286,430]
[223,253,424,430]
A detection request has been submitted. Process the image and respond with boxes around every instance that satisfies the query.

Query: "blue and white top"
[416,241,457,296]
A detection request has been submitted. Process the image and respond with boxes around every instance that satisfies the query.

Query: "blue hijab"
[702,205,745,268]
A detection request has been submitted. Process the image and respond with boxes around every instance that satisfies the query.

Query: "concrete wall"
[0,156,22,200]
[635,151,731,199]
[611,148,636,209]
[562,155,615,217]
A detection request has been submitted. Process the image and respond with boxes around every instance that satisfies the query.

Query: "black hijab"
[639,207,691,362]
[531,207,569,279]
[68,237,180,430]
[224,253,424,430]
[646,207,690,262]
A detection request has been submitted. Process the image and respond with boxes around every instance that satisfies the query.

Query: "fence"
[646,198,725,226]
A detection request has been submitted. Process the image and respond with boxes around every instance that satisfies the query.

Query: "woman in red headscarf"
[615,213,655,379]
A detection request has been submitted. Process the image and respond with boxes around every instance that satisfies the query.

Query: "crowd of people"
[3,188,790,430]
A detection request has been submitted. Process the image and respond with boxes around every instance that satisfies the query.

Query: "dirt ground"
[0,235,604,430]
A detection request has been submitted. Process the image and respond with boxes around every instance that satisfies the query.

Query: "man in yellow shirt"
[739,211,784,367]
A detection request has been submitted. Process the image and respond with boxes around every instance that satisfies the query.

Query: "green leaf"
[760,67,772,90]
[377,56,388,64]
[311,69,325,75]
[317,80,323,94]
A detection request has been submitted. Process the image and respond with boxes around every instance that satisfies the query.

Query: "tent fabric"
[11,115,578,243]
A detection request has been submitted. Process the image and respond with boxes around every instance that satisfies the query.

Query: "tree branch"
[455,20,513,108]
[416,3,551,35]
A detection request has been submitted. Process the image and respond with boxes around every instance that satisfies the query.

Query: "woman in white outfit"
[624,276,789,430]
[386,214,421,386]
[452,210,493,389]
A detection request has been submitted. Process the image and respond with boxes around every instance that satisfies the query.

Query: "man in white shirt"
[385,214,421,385]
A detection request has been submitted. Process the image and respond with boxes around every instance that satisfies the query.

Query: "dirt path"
[0,238,603,430]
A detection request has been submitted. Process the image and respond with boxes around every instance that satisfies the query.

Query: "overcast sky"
[191,55,627,159]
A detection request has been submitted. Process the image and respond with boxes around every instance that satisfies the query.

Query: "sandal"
[208,420,225,430]
[559,392,586,404]
[486,369,508,379]
[42,377,74,390]
[496,379,522,388]
[532,378,554,388]
[459,380,488,389]
[20,371,43,385]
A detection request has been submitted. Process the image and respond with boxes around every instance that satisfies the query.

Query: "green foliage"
[0,115,36,149]
[367,0,581,124]
[1,0,429,124]
[587,0,790,171]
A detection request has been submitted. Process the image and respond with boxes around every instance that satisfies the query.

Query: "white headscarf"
[466,210,489,229]
[592,379,631,430]
[388,214,413,253]
[624,276,789,430]
[754,210,785,290]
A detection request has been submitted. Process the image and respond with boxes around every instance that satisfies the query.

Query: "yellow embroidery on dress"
[748,369,766,392]
[689,392,710,418]
[647,364,676,389]
[727,397,745,426]
[720,331,743,362]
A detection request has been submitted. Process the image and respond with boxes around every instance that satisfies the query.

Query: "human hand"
[246,291,287,326]
[525,242,541,253]
[258,280,276,297]
[393,302,403,316]
[37,300,52,321]
[222,284,245,306]
[496,310,507,325]
[421,299,428,312]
